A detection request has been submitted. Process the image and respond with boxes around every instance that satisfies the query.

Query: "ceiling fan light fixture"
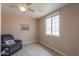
[19,6,26,12]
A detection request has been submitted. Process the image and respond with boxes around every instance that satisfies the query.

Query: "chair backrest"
[1,34,15,43]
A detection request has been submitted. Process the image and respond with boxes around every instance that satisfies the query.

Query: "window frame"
[51,14,60,36]
[45,17,52,36]
[45,13,60,36]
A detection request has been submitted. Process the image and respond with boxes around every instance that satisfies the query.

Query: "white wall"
[1,13,37,44]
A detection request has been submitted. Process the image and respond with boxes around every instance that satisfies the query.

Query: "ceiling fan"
[9,3,42,12]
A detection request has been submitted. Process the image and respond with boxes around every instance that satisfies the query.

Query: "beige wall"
[76,4,79,55]
[38,4,79,55]
[1,13,37,44]
[0,3,1,51]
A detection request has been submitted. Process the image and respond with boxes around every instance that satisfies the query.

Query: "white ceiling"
[2,3,68,19]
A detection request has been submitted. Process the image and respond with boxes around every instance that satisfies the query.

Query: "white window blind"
[45,18,51,35]
[52,15,59,36]
[45,14,59,36]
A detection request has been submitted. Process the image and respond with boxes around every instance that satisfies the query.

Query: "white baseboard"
[23,40,37,45]
[39,41,66,56]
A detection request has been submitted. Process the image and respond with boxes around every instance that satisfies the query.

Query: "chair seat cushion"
[9,42,22,54]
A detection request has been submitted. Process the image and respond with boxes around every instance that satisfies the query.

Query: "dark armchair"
[1,34,22,56]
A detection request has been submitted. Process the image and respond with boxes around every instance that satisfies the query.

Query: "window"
[45,14,59,36]
[52,15,59,36]
[45,18,51,35]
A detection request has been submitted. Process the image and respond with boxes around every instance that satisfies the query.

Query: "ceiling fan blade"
[9,6,17,8]
[26,3,32,6]
[28,8,35,12]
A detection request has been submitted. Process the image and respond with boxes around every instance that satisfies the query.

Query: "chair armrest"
[1,44,9,52]
[2,43,16,48]
[15,39,22,42]
[2,44,9,48]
